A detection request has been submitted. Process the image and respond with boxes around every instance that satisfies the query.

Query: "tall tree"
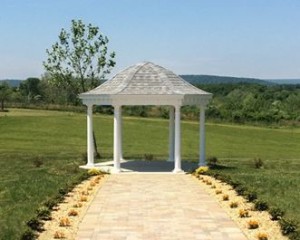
[43,19,116,100]
[19,78,42,103]
[43,19,116,156]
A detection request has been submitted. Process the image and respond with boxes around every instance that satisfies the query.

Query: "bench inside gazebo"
[79,62,212,173]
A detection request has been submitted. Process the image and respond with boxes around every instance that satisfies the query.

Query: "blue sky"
[1,0,300,79]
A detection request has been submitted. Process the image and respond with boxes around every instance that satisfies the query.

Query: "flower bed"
[193,171,288,240]
[37,174,107,240]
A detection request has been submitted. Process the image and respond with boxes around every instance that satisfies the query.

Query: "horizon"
[2,75,300,82]
[1,1,300,79]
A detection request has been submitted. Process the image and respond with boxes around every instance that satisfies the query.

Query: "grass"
[0,109,86,239]
[125,117,300,161]
[211,158,300,220]
[0,108,299,238]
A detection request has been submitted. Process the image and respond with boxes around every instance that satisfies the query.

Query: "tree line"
[200,83,300,124]
[121,83,300,125]
[1,78,299,125]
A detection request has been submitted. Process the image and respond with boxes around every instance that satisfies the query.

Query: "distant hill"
[264,79,300,85]
[180,75,274,85]
[1,76,300,87]
[0,79,23,87]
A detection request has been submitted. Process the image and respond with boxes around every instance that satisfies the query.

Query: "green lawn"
[0,108,299,239]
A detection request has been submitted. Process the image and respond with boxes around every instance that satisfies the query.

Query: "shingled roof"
[80,62,212,106]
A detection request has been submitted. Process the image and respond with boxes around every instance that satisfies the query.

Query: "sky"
[1,0,300,80]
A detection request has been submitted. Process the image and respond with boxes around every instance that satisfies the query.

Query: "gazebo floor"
[80,159,198,174]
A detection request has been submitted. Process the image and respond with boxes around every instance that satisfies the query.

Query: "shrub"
[20,229,37,240]
[206,180,212,185]
[36,206,51,220]
[239,209,250,218]
[68,209,78,217]
[81,190,89,196]
[80,195,88,202]
[230,180,242,189]
[257,232,268,240]
[73,202,83,208]
[54,194,65,204]
[26,217,44,232]
[54,231,66,239]
[269,207,285,221]
[235,186,247,196]
[88,168,102,176]
[215,189,222,194]
[254,200,269,211]
[280,218,298,235]
[245,191,258,202]
[95,175,102,180]
[58,187,69,196]
[248,219,259,229]
[222,194,229,201]
[43,198,59,210]
[59,217,71,227]
[195,166,209,175]
[254,157,264,169]
[217,175,231,184]
[230,202,239,208]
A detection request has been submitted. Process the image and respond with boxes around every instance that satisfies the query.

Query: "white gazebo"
[79,62,212,173]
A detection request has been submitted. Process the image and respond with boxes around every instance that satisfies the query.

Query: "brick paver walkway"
[77,174,247,240]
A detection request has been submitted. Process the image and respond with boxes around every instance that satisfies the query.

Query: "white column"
[199,105,206,166]
[113,105,121,172]
[120,106,123,161]
[173,105,182,173]
[168,106,175,162]
[87,104,94,166]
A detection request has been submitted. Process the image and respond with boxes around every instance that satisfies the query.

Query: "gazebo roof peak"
[82,61,210,95]
[80,61,212,106]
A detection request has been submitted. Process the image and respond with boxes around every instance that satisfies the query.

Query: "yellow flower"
[195,166,209,174]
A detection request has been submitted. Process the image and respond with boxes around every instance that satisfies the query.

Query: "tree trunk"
[93,131,100,158]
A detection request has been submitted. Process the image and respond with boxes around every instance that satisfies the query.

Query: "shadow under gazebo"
[88,159,198,174]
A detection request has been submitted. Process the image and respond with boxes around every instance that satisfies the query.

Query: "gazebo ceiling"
[80,62,212,106]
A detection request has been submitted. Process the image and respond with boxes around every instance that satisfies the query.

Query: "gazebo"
[79,62,212,173]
